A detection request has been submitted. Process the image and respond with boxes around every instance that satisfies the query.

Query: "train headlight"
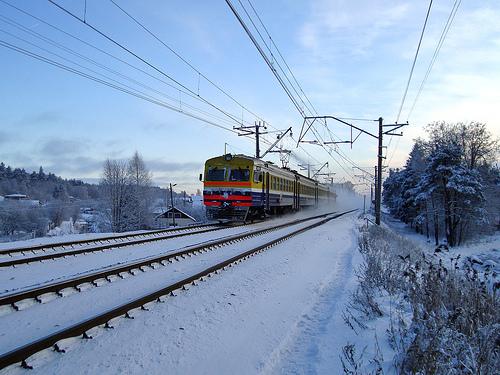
[224,153,233,161]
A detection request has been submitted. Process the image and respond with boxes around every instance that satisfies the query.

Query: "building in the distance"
[154,206,196,228]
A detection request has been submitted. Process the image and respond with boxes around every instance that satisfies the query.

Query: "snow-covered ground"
[338,213,500,374]
[383,213,499,287]
[1,211,361,374]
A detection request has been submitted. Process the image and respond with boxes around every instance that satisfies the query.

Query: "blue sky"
[1,0,499,193]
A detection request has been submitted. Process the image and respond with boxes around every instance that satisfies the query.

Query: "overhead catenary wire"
[395,0,433,124]
[0,39,244,135]
[405,0,461,122]
[245,0,320,117]
[225,0,308,120]
[2,0,349,178]
[0,16,250,130]
[107,0,270,127]
[226,0,360,179]
[42,0,311,167]
[47,0,249,128]
[0,0,242,120]
[388,0,461,166]
[0,0,290,164]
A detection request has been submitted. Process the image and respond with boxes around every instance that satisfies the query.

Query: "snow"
[0,211,360,374]
[0,221,288,295]
[383,213,500,287]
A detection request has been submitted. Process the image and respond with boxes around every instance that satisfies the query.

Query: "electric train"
[201,154,336,221]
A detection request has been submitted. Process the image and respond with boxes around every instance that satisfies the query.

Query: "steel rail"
[0,225,235,267]
[0,209,356,370]
[0,211,348,308]
[0,223,221,256]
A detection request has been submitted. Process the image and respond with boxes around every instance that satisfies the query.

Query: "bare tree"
[127,151,152,229]
[101,159,130,232]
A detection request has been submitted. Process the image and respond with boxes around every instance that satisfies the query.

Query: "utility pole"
[375,117,384,225]
[297,115,407,226]
[255,123,260,158]
[234,121,268,158]
[169,183,177,227]
[234,122,292,161]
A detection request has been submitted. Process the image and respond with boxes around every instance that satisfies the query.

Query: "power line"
[0,39,244,135]
[3,0,345,176]
[245,0,320,117]
[0,20,246,130]
[395,0,433,123]
[0,0,228,114]
[46,0,314,166]
[107,0,269,126]
[388,0,461,166]
[225,0,308,119]
[47,0,247,128]
[406,0,461,121]
[0,1,308,170]
[226,0,359,179]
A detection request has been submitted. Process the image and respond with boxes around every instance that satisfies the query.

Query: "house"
[4,194,29,200]
[2,194,41,206]
[154,206,196,228]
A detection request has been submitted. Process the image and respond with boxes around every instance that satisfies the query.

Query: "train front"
[202,154,256,221]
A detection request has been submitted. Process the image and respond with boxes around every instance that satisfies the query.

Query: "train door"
[265,172,270,212]
[296,179,301,211]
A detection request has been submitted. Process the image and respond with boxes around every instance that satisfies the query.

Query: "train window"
[229,168,250,181]
[207,167,226,181]
[254,171,262,183]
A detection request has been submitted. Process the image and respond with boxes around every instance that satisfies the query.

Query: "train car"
[201,154,336,221]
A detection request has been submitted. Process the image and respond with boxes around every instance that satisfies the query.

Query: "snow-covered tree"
[383,122,495,245]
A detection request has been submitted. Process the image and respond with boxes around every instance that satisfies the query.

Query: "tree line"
[0,163,100,201]
[383,121,499,246]
[0,152,201,240]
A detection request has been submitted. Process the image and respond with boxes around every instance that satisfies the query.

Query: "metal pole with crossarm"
[297,115,407,225]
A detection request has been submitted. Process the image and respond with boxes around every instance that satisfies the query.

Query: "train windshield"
[229,168,250,181]
[206,167,226,181]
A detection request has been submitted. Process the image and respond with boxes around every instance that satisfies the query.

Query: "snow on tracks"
[0,210,356,371]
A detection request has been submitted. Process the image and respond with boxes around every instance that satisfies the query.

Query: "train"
[201,154,336,221]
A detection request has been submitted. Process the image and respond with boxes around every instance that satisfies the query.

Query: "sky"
[1,0,499,193]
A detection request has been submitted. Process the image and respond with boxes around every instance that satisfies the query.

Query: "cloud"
[147,159,203,172]
[0,131,10,145]
[40,138,88,156]
[298,0,411,56]
[16,111,64,126]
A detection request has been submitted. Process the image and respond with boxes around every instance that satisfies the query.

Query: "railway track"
[0,211,344,310]
[0,209,356,370]
[0,223,240,267]
[0,222,224,257]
